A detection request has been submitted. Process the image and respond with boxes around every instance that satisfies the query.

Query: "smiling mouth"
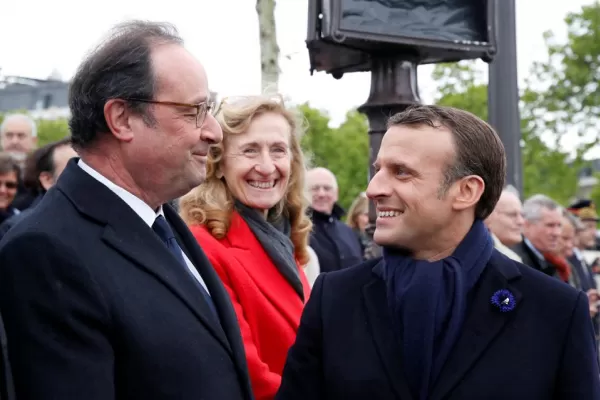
[248,180,277,189]
[377,210,403,218]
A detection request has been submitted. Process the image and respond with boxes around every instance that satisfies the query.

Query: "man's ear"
[38,171,54,191]
[451,175,485,212]
[104,99,135,143]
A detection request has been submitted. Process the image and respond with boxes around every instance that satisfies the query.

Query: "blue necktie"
[152,215,217,318]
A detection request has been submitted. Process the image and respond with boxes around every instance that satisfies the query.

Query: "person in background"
[0,138,76,240]
[484,185,524,262]
[307,167,363,272]
[303,245,321,287]
[0,114,39,210]
[0,20,252,400]
[568,199,599,251]
[180,94,312,400]
[560,211,598,307]
[277,105,600,400]
[0,153,20,225]
[567,199,600,275]
[346,192,372,257]
[564,209,600,341]
[512,194,563,279]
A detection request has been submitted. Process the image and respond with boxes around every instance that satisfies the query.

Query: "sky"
[0,0,595,127]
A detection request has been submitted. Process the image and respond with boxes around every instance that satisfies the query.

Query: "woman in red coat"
[179,94,312,400]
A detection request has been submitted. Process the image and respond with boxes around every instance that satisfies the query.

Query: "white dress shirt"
[78,159,210,295]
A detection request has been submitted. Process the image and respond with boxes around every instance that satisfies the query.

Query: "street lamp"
[307,0,499,240]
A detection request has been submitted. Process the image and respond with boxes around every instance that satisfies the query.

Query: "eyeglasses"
[213,93,286,117]
[0,181,17,190]
[126,98,217,128]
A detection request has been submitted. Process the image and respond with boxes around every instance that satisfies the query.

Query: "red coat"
[189,212,310,400]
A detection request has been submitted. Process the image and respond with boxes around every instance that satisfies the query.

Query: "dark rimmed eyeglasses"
[0,181,17,190]
[125,98,217,128]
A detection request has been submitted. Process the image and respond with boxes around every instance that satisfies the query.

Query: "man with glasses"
[0,21,252,400]
[484,185,524,262]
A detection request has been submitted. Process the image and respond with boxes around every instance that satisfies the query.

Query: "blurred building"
[0,74,70,120]
[0,72,218,121]
[577,159,600,199]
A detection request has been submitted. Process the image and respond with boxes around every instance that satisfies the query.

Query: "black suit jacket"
[511,239,558,279]
[277,251,600,400]
[569,253,597,292]
[0,159,253,400]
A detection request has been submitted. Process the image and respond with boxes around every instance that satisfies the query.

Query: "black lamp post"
[488,0,522,194]
[307,0,499,253]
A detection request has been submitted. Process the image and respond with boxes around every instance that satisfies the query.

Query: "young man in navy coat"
[277,105,600,400]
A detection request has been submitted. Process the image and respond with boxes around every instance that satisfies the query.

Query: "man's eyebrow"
[188,95,208,104]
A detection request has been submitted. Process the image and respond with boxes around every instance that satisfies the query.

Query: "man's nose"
[201,114,223,145]
[515,213,525,227]
[315,187,328,197]
[366,171,389,200]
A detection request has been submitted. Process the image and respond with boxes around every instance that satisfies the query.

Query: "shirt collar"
[523,236,545,261]
[77,159,162,227]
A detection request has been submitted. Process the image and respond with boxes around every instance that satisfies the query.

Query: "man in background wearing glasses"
[0,20,253,400]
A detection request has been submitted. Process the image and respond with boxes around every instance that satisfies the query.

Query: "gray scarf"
[235,200,304,300]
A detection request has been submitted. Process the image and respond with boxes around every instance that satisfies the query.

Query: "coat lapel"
[102,207,232,353]
[430,252,523,400]
[57,160,231,354]
[165,206,251,369]
[362,260,414,400]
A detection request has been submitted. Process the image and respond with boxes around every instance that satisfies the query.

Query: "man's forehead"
[0,171,17,180]
[497,192,521,209]
[308,169,336,186]
[539,207,562,220]
[152,44,208,99]
[2,119,32,134]
[377,124,452,165]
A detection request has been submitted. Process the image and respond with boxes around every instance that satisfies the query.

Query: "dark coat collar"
[310,203,346,222]
[364,250,523,400]
[55,159,253,398]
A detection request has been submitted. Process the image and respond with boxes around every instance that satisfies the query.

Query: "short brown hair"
[23,138,72,195]
[0,152,20,177]
[387,105,506,220]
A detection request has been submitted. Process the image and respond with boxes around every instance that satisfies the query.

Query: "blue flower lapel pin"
[490,289,516,312]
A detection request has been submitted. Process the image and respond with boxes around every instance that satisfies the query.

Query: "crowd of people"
[0,20,599,400]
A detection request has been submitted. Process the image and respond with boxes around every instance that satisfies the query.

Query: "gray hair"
[68,20,183,149]
[0,113,37,138]
[563,209,584,231]
[503,184,520,198]
[522,194,560,222]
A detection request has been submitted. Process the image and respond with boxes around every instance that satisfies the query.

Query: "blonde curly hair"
[179,94,313,265]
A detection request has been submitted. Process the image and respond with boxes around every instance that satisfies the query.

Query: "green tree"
[528,2,600,133]
[298,103,369,209]
[37,119,70,147]
[432,60,586,205]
